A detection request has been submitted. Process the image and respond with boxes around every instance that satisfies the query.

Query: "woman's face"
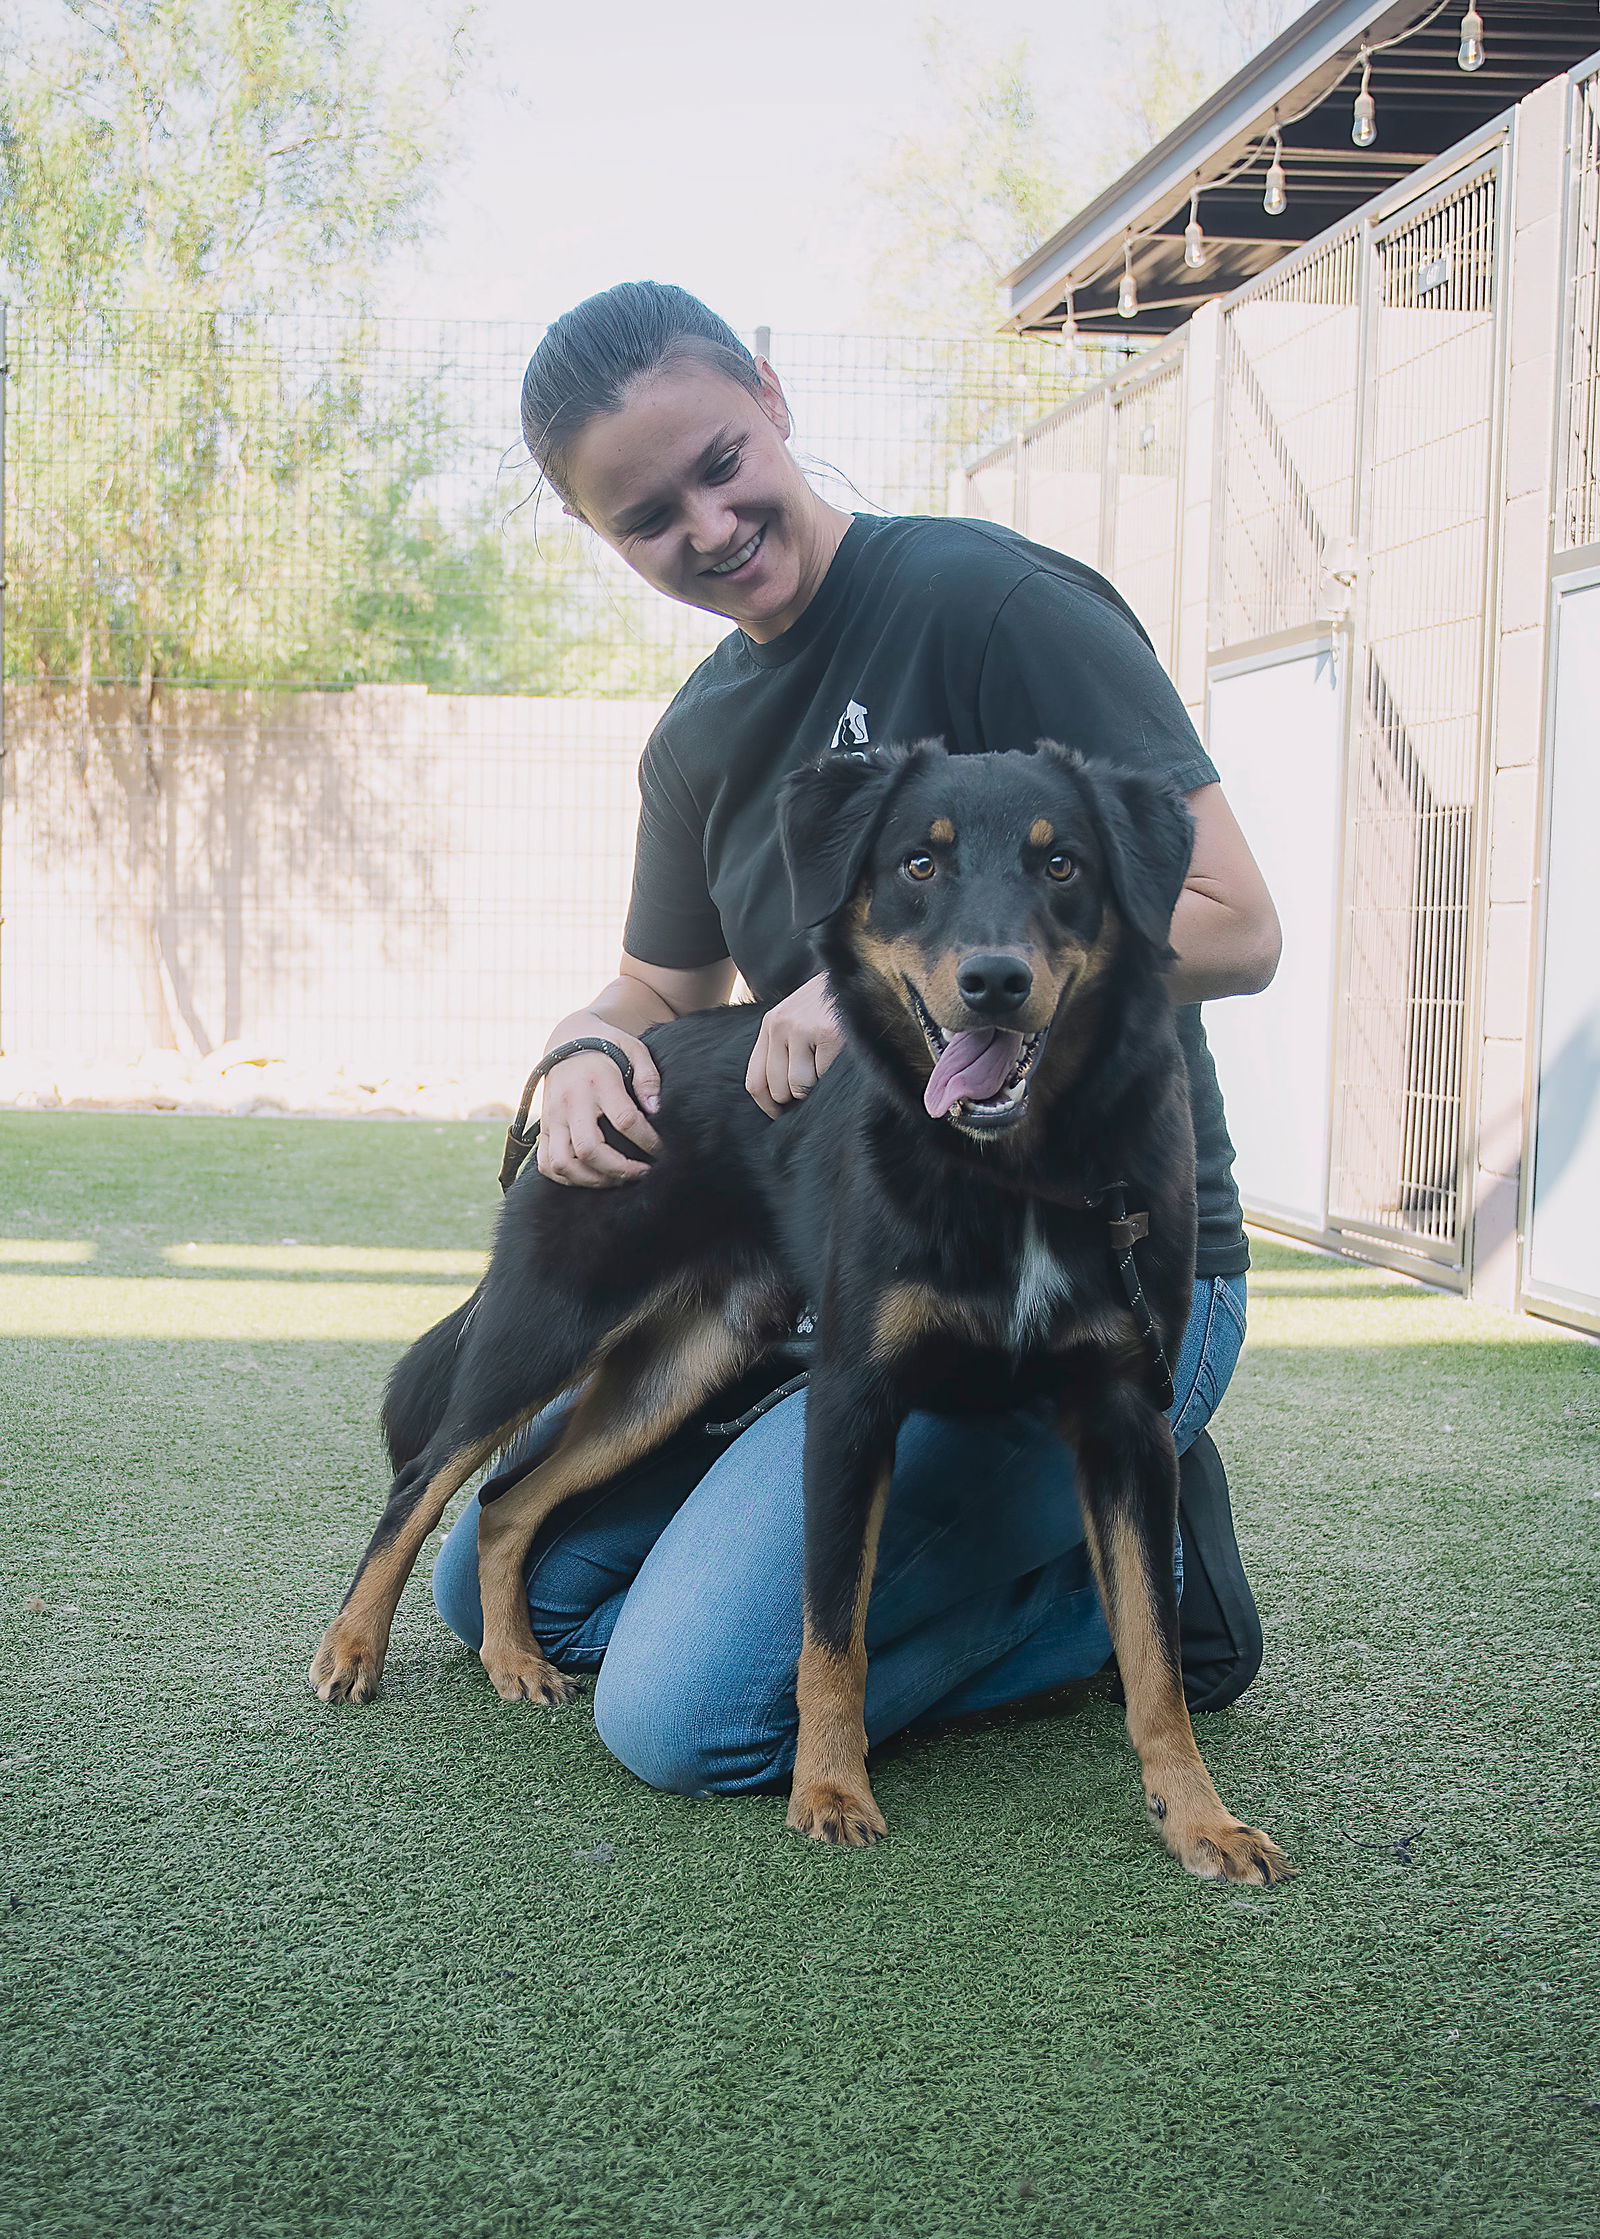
[560,356,848,642]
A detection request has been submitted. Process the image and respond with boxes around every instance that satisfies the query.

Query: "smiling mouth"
[705,526,765,578]
[907,983,1047,1128]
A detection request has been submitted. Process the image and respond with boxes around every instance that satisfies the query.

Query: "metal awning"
[1004,0,1600,336]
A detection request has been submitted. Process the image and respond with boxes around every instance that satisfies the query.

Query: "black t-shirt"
[623,512,1249,1277]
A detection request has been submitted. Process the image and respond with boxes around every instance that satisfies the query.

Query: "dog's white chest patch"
[1006,1208,1073,1348]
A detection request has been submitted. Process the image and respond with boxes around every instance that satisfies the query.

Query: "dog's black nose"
[957,952,1032,1016]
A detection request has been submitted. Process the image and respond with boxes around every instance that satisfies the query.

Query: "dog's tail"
[382,1288,482,1471]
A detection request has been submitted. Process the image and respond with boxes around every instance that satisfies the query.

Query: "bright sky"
[384,0,1250,335]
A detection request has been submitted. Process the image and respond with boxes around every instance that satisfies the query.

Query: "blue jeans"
[433,1275,1247,1797]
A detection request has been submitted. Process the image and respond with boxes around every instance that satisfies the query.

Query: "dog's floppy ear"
[1076,755,1195,955]
[778,746,916,929]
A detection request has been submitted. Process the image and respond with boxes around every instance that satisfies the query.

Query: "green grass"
[2,1111,1598,2239]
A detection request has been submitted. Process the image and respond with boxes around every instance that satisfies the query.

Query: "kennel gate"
[1211,145,1505,1274]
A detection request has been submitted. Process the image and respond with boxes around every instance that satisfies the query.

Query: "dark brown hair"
[521,281,762,503]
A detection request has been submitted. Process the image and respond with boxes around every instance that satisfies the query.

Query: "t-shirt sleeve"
[620,735,731,970]
[975,567,1218,795]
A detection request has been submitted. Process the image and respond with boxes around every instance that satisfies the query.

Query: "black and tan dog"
[309,741,1291,1885]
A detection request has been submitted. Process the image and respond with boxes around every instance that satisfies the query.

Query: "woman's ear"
[778,751,901,929]
[755,362,792,441]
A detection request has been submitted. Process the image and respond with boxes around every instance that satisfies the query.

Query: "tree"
[1102,1,1301,172]
[0,3,566,698]
[0,0,467,313]
[859,18,1077,338]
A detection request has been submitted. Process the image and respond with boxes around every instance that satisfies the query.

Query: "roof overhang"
[1004,0,1600,336]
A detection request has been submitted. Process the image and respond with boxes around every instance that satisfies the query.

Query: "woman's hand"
[744,972,845,1118]
[536,1023,662,1188]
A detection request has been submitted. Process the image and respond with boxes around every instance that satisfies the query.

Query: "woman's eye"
[904,854,936,882]
[708,448,742,483]
[1046,854,1075,882]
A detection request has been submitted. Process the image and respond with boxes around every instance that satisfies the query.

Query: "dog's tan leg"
[788,1465,890,1847]
[475,1286,780,1703]
[1072,1392,1294,1886]
[309,1436,501,1703]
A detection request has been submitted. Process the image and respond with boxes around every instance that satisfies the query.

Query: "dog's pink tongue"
[924,1029,1023,1118]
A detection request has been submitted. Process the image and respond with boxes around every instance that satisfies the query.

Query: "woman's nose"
[683,492,740,556]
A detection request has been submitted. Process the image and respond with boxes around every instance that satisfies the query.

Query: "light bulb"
[1458,7,1484,70]
[1117,246,1139,319]
[1264,133,1288,217]
[1352,52,1377,148]
[1183,192,1208,270]
[1061,287,1078,346]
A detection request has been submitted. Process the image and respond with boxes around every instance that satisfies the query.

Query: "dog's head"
[778,740,1193,1138]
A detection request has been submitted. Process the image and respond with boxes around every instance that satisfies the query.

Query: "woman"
[432,281,1280,1799]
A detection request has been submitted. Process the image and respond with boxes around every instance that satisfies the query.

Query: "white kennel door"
[1204,642,1344,1229]
[1525,575,1600,1323]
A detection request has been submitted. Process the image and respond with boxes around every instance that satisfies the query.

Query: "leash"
[498,1038,640,1194]
[1088,1180,1176,1414]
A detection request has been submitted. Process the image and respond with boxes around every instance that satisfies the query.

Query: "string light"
[1352,46,1377,147]
[1264,127,1288,217]
[1183,187,1208,269]
[1060,283,1078,346]
[1117,239,1139,318]
[1049,2,1471,337]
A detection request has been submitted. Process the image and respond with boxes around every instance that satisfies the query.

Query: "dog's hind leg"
[474,1274,790,1704]
[1068,1383,1294,1886]
[308,1431,513,1704]
[309,1285,626,1704]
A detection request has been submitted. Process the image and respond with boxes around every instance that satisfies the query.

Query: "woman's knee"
[430,1497,485,1649]
[592,1642,791,1797]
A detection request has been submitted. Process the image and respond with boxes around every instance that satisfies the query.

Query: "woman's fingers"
[538,1118,613,1186]
[744,1021,821,1117]
[598,1076,661,1159]
[744,1026,782,1118]
[786,1042,819,1103]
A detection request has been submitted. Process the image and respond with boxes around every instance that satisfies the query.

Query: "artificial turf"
[2,1111,1597,2239]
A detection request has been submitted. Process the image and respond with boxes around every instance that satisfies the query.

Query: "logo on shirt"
[830,699,869,752]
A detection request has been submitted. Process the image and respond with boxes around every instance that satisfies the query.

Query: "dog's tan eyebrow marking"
[929,817,955,845]
[1029,818,1055,848]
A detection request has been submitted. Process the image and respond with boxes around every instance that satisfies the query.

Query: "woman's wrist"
[545,986,671,1058]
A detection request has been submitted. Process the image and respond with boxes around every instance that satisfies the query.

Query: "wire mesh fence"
[959,340,1179,665]
[0,310,1081,1089]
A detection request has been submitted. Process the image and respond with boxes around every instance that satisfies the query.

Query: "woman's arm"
[1166,784,1281,1006]
[537,952,737,1186]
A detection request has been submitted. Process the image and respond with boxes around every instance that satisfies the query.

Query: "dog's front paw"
[308,1624,387,1704]
[1150,1795,1295,1886]
[787,1778,887,1848]
[480,1646,577,1706]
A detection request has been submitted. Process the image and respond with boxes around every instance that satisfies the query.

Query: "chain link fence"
[0,309,1082,1105]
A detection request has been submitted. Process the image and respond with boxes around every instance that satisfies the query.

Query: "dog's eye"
[903,854,937,882]
[1045,853,1076,882]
